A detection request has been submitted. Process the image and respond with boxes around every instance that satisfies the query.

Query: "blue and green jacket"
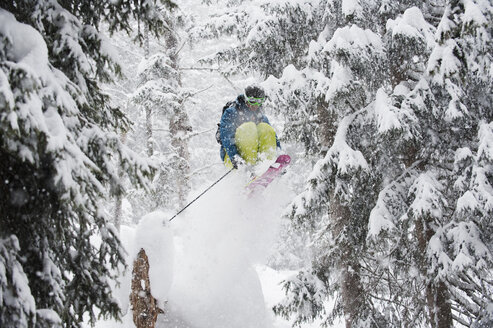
[219,95,280,161]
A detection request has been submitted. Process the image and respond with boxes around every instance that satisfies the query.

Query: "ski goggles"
[246,96,266,106]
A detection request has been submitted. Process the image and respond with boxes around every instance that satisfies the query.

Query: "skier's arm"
[220,107,240,164]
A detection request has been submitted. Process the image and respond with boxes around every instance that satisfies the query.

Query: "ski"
[246,154,291,193]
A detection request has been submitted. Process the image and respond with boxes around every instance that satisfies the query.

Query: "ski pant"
[224,122,277,168]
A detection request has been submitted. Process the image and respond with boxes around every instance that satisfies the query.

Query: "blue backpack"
[215,100,236,145]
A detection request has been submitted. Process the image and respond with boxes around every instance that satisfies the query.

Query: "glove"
[231,156,238,170]
[231,155,241,169]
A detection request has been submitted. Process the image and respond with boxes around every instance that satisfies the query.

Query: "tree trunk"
[130,249,163,328]
[169,110,191,208]
[315,97,336,157]
[144,25,150,60]
[146,106,153,157]
[330,193,365,328]
[415,216,453,328]
[114,132,127,231]
[114,193,122,232]
[341,263,364,328]
[166,26,191,208]
[144,26,153,158]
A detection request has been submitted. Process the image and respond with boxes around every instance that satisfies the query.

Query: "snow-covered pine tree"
[0,0,174,326]
[273,1,491,327]
[98,22,150,228]
[196,0,324,78]
[424,0,493,325]
[132,4,192,211]
[363,5,442,327]
[264,0,381,157]
[283,1,493,327]
[129,35,174,221]
[366,1,492,326]
[165,7,193,209]
[274,1,392,326]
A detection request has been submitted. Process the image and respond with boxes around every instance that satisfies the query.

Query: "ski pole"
[168,168,234,222]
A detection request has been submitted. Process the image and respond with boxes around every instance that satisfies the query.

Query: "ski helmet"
[245,85,266,99]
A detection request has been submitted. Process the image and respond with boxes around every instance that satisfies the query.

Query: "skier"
[219,85,280,169]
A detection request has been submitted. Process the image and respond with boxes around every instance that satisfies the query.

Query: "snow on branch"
[367,166,419,238]
[323,25,384,61]
[386,6,436,50]
[408,172,446,220]
[325,109,369,175]
[374,88,402,133]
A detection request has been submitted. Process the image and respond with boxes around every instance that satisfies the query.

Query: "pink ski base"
[246,155,291,192]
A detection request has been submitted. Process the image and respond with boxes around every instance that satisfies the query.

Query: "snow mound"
[134,211,175,307]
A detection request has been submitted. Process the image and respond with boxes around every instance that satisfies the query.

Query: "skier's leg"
[256,122,277,161]
[235,122,259,165]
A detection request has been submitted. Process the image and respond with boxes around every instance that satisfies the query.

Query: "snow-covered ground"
[91,169,338,328]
